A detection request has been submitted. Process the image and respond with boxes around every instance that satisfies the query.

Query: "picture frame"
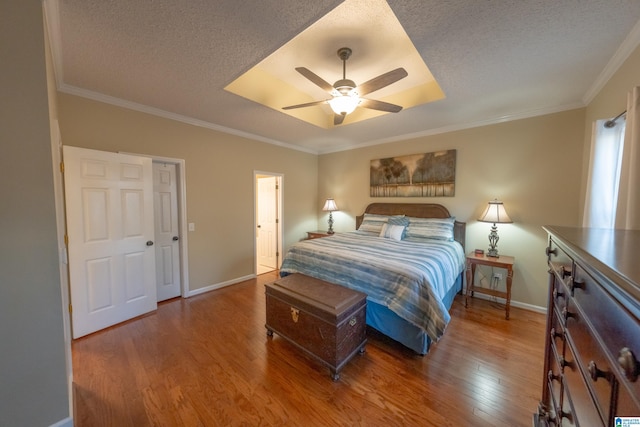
[370,149,456,197]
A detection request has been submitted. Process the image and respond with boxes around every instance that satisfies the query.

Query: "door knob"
[146,240,154,246]
[172,236,179,241]
[257,225,261,228]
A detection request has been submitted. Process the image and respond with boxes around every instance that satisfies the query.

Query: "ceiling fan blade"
[359,98,403,113]
[357,68,408,96]
[334,113,346,125]
[282,99,328,110]
[295,67,334,92]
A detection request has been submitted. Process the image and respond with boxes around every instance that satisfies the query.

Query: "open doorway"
[255,172,283,275]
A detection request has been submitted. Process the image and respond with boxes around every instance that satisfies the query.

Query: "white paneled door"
[153,162,181,301]
[63,146,157,338]
[257,176,278,272]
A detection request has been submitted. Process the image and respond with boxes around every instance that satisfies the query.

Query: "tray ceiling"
[46,0,640,153]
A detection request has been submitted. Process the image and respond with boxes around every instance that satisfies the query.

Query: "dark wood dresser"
[535,226,640,426]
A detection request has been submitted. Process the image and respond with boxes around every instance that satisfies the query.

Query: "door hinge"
[68,303,72,313]
[276,252,279,257]
[60,162,64,173]
[275,218,279,224]
[275,184,279,190]
[64,234,69,246]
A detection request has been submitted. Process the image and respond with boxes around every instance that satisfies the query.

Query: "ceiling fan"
[283,47,408,125]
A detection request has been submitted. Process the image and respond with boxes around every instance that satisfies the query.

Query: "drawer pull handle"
[290,307,299,323]
[553,288,564,300]
[570,278,584,292]
[618,347,640,382]
[547,370,560,383]
[546,246,558,257]
[560,266,572,279]
[559,356,573,369]
[562,307,575,321]
[349,317,357,327]
[550,328,563,341]
[557,406,572,422]
[587,361,612,383]
[537,402,553,422]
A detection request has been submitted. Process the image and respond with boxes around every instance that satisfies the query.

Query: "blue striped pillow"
[358,214,405,234]
[405,217,455,241]
[386,216,409,239]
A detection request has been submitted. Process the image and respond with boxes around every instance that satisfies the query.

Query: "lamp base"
[487,223,500,258]
[327,212,334,234]
[486,249,499,258]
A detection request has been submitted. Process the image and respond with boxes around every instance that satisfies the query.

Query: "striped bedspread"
[280,231,466,342]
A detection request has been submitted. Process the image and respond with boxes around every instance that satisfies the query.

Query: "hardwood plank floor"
[72,271,546,426]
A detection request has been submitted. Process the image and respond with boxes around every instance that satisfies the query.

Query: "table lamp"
[322,198,338,234]
[478,199,512,257]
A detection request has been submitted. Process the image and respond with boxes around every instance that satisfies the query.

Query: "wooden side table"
[465,252,515,319]
[306,231,333,239]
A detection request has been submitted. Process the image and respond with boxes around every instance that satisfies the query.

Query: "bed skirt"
[366,273,463,355]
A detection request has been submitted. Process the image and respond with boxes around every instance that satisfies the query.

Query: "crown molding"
[582,19,640,104]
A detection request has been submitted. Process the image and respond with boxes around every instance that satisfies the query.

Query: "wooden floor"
[72,271,546,426]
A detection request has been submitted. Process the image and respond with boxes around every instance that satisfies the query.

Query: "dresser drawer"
[549,308,566,356]
[552,277,570,328]
[562,337,604,425]
[572,264,640,409]
[564,307,612,423]
[547,347,563,415]
[548,239,573,287]
[558,377,577,426]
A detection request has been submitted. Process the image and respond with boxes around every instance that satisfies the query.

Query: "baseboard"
[49,416,73,427]
[187,274,256,297]
[468,292,547,314]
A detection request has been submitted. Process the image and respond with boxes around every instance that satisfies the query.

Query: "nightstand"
[464,252,515,319]
[306,231,334,239]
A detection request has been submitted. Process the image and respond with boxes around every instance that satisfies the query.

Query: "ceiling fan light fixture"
[328,93,360,115]
[282,47,407,122]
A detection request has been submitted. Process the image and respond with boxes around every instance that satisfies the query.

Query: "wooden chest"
[265,274,367,380]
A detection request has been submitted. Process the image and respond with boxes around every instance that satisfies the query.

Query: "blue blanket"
[280,231,465,342]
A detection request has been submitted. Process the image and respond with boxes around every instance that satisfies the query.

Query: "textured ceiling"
[46,0,640,154]
[225,0,444,129]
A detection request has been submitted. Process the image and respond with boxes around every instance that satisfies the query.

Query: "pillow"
[405,217,455,241]
[379,223,406,241]
[358,213,403,234]
[387,216,409,227]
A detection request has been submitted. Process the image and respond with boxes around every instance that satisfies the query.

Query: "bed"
[279,203,466,355]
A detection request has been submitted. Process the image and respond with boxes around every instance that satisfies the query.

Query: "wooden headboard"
[355,203,466,252]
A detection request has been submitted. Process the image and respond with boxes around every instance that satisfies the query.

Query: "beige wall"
[0,2,69,426]
[580,44,640,213]
[319,109,586,309]
[317,44,640,310]
[58,94,319,291]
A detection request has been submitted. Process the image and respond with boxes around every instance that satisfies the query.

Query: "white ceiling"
[46,0,640,154]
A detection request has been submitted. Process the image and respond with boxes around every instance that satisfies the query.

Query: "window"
[583,118,626,228]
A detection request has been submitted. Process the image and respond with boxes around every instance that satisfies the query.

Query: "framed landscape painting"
[370,150,456,197]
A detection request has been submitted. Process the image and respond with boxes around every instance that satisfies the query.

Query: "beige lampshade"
[478,200,512,224]
[322,198,338,212]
